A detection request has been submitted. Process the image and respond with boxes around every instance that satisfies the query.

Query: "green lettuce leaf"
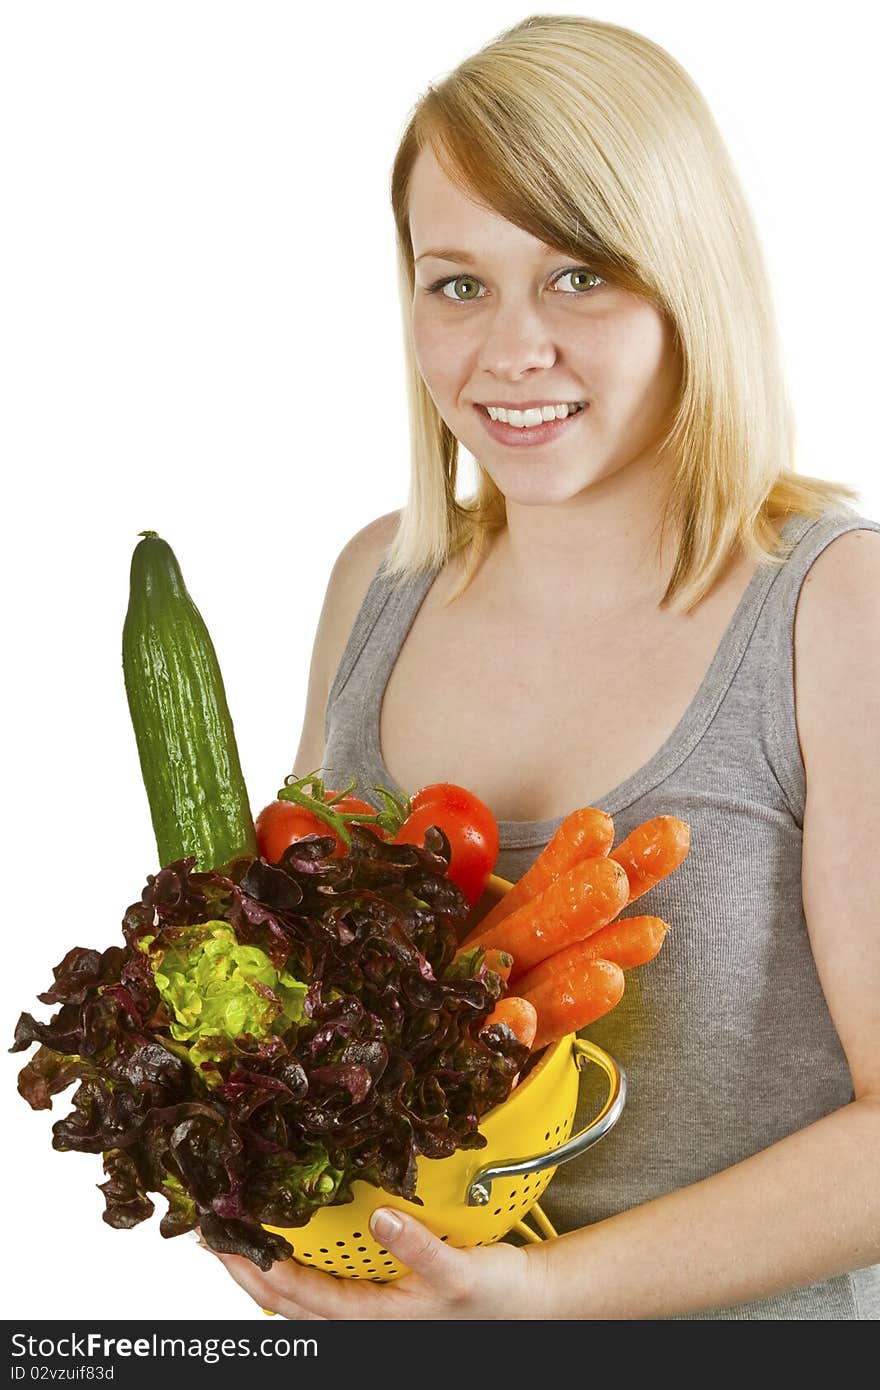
[139,921,307,1064]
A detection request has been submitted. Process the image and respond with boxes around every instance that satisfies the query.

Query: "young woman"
[209,15,880,1318]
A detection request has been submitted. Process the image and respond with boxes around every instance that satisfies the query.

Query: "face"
[409,144,682,507]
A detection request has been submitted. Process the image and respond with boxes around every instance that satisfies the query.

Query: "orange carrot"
[483,948,514,982]
[462,807,614,944]
[472,855,630,982]
[609,816,690,906]
[522,957,625,1050]
[450,942,515,977]
[480,996,538,1049]
[516,916,669,996]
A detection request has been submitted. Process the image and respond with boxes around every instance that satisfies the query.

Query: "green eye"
[557,268,603,293]
[426,266,603,302]
[441,275,483,301]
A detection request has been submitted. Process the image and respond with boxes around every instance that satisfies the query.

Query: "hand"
[200,1207,550,1320]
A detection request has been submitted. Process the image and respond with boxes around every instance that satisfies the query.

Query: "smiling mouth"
[472,401,590,437]
[476,402,588,418]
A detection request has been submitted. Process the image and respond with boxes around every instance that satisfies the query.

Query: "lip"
[479,399,586,410]
[472,401,588,446]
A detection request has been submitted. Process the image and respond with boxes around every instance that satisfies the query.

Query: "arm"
[290,509,402,778]
[521,528,880,1318]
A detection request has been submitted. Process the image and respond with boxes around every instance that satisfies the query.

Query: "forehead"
[408,144,546,263]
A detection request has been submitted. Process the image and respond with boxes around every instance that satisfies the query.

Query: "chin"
[482,462,598,507]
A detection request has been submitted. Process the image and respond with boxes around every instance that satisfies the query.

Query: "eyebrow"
[414,245,560,264]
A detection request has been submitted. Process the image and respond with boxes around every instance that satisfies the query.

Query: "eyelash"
[424,267,604,302]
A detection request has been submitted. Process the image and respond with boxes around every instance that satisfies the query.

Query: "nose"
[476,296,557,379]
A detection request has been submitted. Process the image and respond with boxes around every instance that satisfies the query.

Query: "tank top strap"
[324,556,438,743]
[747,505,880,826]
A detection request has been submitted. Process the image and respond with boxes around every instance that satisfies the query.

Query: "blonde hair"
[384,13,859,611]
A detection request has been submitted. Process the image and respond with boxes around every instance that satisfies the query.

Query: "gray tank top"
[323,505,880,1320]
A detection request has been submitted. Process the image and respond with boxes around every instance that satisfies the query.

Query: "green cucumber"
[122,530,257,870]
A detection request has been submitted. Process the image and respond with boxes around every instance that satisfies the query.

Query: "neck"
[480,457,681,624]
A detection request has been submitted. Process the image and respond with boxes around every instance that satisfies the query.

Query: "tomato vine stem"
[276,772,412,847]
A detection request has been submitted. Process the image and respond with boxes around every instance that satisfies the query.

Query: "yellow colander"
[263,873,627,1281]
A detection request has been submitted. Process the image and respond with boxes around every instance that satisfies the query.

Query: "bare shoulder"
[290,509,402,777]
[797,525,880,604]
[794,526,880,750]
[332,507,403,577]
[795,526,880,645]
[794,526,880,1101]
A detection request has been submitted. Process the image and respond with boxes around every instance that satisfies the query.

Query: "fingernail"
[370,1207,403,1242]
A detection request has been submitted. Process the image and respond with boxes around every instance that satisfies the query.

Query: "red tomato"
[255,794,384,862]
[393,782,499,905]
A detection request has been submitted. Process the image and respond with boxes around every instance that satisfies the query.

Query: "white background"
[2,0,877,1323]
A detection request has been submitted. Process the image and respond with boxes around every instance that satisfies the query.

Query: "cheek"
[551,308,645,396]
[589,308,677,405]
[412,308,470,391]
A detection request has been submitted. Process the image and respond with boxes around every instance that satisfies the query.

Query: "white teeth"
[486,401,586,427]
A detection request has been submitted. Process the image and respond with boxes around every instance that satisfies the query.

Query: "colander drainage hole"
[336,1240,346,1247]
[352,1231,363,1238]
[383,1260,395,1267]
[324,1260,334,1266]
[302,1252,312,1259]
[440,1235,449,1242]
[319,1247,329,1254]
[493,1208,502,1217]
[356,1246,367,1252]
[544,1130,551,1142]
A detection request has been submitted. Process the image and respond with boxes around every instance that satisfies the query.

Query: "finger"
[369,1208,468,1290]
[207,1249,325,1321]
[214,1247,394,1320]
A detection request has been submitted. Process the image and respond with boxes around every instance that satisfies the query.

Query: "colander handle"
[465,1038,626,1207]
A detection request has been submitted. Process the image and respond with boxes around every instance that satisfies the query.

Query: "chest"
[378,574,750,822]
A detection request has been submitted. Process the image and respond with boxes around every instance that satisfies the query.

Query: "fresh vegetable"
[521,956,626,1050]
[260,775,500,906]
[139,920,308,1070]
[393,782,499,907]
[10,826,528,1271]
[255,791,387,862]
[609,816,691,905]
[482,948,514,982]
[516,916,670,993]
[273,771,402,852]
[473,806,614,935]
[451,944,514,984]
[122,531,257,870]
[480,996,538,1050]
[464,854,630,980]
